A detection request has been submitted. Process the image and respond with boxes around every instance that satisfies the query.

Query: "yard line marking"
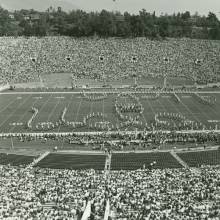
[0,97,18,115]
[74,98,83,122]
[46,98,61,123]
[33,96,42,99]
[177,98,204,124]
[187,98,212,122]
[71,97,83,132]
[141,103,148,126]
[156,98,169,113]
[102,97,105,122]
[165,97,195,125]
[88,98,93,132]
[136,95,148,126]
[145,97,156,116]
[191,94,220,121]
[181,95,192,98]
[142,97,157,128]
[9,95,38,133]
[35,94,53,123]
[0,95,32,130]
[57,94,74,133]
[55,96,65,99]
[208,120,220,123]
[165,97,183,114]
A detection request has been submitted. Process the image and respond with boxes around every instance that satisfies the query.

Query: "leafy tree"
[0,5,219,39]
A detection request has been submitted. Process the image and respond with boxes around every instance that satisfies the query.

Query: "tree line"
[0,6,220,39]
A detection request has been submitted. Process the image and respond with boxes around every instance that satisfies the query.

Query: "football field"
[0,91,220,134]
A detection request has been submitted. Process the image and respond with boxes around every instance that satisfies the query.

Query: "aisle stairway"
[170,150,189,168]
[32,151,50,166]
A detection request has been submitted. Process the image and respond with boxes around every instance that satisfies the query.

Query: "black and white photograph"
[0,0,220,219]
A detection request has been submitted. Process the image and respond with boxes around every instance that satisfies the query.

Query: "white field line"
[204,103,220,120]
[0,97,20,115]
[71,97,83,132]
[58,94,74,148]
[57,94,74,132]
[156,98,169,113]
[190,95,220,121]
[166,97,186,116]
[187,97,212,123]
[74,98,83,122]
[87,98,93,131]
[177,99,204,125]
[145,97,157,116]
[102,97,105,122]
[33,94,53,123]
[141,98,156,128]
[0,95,32,129]
[141,110,148,126]
[9,96,38,133]
[46,98,61,122]
[136,95,148,126]
[2,91,220,95]
[166,97,202,126]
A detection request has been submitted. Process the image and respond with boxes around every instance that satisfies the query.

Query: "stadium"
[0,2,220,220]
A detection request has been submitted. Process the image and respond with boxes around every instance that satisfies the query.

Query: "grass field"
[0,91,220,134]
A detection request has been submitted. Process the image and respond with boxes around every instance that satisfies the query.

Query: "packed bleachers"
[0,151,220,219]
[0,165,106,219]
[1,164,219,219]
[109,166,220,219]
[36,153,106,170]
[0,153,35,166]
[0,37,220,85]
[177,149,220,167]
[111,152,182,170]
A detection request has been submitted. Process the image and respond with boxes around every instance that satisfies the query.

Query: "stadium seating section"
[0,37,220,84]
[177,150,220,167]
[0,153,35,166]
[36,153,106,170]
[111,152,182,170]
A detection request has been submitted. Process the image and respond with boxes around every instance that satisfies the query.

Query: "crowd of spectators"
[108,165,220,219]
[0,163,219,219]
[1,129,220,151]
[0,37,220,85]
[0,165,106,219]
[1,35,220,220]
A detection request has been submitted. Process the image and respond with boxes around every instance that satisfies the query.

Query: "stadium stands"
[0,151,219,219]
[109,166,220,219]
[0,165,105,219]
[177,149,220,167]
[36,153,106,170]
[0,153,35,166]
[0,37,220,85]
[0,24,220,220]
[111,152,183,170]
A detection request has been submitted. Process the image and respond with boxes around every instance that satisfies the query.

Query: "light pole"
[131,56,138,86]
[194,58,202,87]
[163,57,169,89]
[99,55,106,86]
[31,56,44,87]
[66,56,74,88]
